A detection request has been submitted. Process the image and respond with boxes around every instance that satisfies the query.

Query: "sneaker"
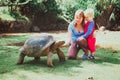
[82,54,89,60]
[89,55,95,60]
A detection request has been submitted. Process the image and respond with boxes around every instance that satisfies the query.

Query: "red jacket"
[84,21,96,53]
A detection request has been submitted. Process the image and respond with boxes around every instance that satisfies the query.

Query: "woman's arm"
[68,30,72,44]
[67,23,73,44]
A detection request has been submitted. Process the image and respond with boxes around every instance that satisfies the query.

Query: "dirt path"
[95,31,120,50]
[1,30,120,50]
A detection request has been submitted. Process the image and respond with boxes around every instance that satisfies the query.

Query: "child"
[67,9,85,59]
[82,8,96,59]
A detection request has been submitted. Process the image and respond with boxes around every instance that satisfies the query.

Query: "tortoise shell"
[20,34,56,57]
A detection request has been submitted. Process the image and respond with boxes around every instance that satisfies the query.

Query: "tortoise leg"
[47,52,54,67]
[34,57,40,61]
[17,52,26,65]
[56,48,65,62]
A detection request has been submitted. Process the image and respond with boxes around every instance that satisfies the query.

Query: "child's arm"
[83,21,94,38]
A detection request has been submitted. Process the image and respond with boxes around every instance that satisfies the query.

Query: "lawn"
[0,31,120,80]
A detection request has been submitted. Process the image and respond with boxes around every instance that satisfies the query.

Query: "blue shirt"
[83,21,94,38]
[68,22,84,42]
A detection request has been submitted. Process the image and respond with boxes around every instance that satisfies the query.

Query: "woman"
[67,9,88,59]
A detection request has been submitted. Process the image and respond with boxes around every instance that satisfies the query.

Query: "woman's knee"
[69,42,77,48]
[77,39,87,46]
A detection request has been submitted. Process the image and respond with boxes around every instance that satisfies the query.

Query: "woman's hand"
[77,36,85,41]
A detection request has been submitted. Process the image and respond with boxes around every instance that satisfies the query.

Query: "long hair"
[73,9,85,28]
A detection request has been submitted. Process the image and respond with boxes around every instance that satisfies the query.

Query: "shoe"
[89,55,95,60]
[82,54,89,60]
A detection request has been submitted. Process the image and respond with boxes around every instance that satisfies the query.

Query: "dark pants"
[77,38,89,55]
[67,39,89,59]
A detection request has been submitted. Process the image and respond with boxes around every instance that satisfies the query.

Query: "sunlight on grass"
[0,33,120,80]
[96,31,120,50]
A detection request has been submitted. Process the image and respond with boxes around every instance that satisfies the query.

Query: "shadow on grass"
[0,56,82,74]
[21,57,83,72]
[90,48,120,64]
[91,57,120,64]
[0,46,82,74]
[0,47,120,74]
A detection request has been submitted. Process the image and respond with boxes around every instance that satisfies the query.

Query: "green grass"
[0,34,120,80]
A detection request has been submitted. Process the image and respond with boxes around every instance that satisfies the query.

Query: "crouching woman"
[67,9,85,59]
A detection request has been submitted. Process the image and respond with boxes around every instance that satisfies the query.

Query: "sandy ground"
[1,30,120,50]
[41,30,120,50]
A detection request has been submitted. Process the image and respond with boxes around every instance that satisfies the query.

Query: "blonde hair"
[74,9,84,19]
[73,9,84,26]
[84,8,94,21]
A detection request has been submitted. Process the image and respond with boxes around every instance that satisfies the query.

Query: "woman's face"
[75,13,84,24]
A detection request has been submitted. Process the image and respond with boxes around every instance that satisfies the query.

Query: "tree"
[95,0,120,30]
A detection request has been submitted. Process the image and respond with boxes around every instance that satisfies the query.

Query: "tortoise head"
[51,41,65,49]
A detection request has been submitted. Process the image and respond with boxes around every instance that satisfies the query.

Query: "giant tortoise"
[17,34,65,67]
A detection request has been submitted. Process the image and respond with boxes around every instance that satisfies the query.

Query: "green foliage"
[0,6,15,21]
[95,0,120,29]
[0,0,120,31]
[29,0,61,15]
[56,0,98,22]
[43,0,61,14]
[109,12,115,21]
[9,11,29,22]
[115,0,120,9]
[29,0,46,14]
[0,5,29,22]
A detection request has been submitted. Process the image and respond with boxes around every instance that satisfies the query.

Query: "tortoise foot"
[17,61,23,65]
[47,62,54,67]
[17,53,25,65]
[60,57,65,62]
